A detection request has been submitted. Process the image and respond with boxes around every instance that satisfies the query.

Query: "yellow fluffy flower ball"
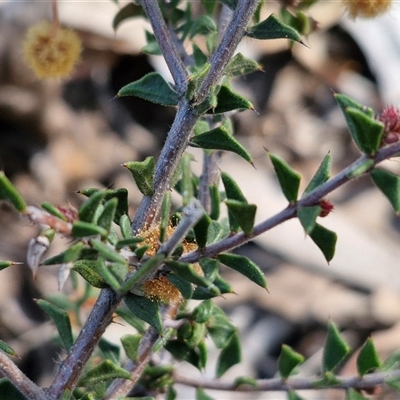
[342,0,392,19]
[23,21,82,79]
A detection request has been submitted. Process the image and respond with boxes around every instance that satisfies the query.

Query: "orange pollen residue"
[341,0,392,19]
[138,224,201,303]
[142,276,183,304]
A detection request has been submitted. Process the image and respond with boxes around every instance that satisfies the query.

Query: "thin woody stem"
[140,0,188,92]
[0,351,45,400]
[173,369,400,392]
[180,142,400,263]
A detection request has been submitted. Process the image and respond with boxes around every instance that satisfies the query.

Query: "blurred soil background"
[1,1,400,399]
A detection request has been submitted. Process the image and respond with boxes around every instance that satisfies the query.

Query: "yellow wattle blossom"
[23,21,82,79]
[341,0,392,19]
[138,224,199,304]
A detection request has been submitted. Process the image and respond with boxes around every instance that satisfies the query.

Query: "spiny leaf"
[190,15,217,38]
[356,337,381,377]
[124,157,155,196]
[90,239,127,264]
[341,107,383,155]
[309,223,337,263]
[117,72,179,106]
[225,200,257,235]
[124,293,163,335]
[78,360,131,387]
[192,299,214,324]
[370,168,400,214]
[278,344,304,379]
[207,305,236,349]
[196,388,215,400]
[98,338,120,364]
[0,261,22,272]
[121,334,141,361]
[288,391,305,400]
[297,206,321,235]
[209,84,254,114]
[0,171,27,212]
[71,221,108,238]
[268,152,301,203]
[216,331,241,377]
[322,321,350,372]
[78,190,105,223]
[194,214,211,248]
[334,93,374,118]
[247,14,302,42]
[36,299,74,352]
[112,2,142,31]
[193,43,208,67]
[165,340,202,370]
[218,253,266,289]
[303,153,332,195]
[224,52,261,76]
[41,202,68,221]
[190,126,253,164]
[97,198,118,236]
[192,274,234,299]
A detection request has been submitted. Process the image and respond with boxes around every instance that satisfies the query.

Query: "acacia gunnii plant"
[1,0,400,399]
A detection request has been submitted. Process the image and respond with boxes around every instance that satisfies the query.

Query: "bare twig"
[180,142,400,263]
[173,368,400,392]
[0,351,46,400]
[140,0,188,92]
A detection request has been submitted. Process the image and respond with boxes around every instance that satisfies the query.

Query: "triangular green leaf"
[124,293,163,335]
[218,253,266,288]
[115,307,146,333]
[192,274,234,299]
[78,360,131,387]
[278,344,304,379]
[194,214,211,248]
[341,107,383,155]
[117,72,179,106]
[124,157,155,196]
[288,390,305,400]
[224,52,261,76]
[36,299,74,352]
[71,221,108,238]
[190,126,253,164]
[303,153,332,195]
[247,14,302,42]
[190,15,217,38]
[269,152,301,203]
[371,168,400,214]
[0,171,27,212]
[121,334,141,361]
[322,321,350,372]
[97,198,118,235]
[192,299,214,324]
[207,306,236,349]
[356,337,381,377]
[297,206,321,235]
[164,340,202,370]
[334,93,374,118]
[78,190,105,223]
[216,331,241,377]
[112,2,142,31]
[309,223,337,263]
[225,200,257,235]
[167,274,193,300]
[209,84,254,114]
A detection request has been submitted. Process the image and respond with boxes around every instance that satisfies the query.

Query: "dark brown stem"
[0,352,46,400]
[46,289,121,399]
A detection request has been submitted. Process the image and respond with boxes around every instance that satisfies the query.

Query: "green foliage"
[3,1,400,399]
[36,299,74,353]
[322,321,350,372]
[117,72,179,106]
